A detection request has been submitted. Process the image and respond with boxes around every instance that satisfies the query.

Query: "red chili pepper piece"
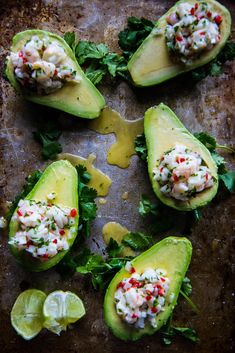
[130,267,136,274]
[176,36,183,42]
[151,307,158,313]
[158,289,164,296]
[173,174,179,182]
[195,3,198,10]
[160,167,163,172]
[146,295,152,301]
[18,51,23,58]
[214,15,222,24]
[132,314,138,319]
[117,281,125,289]
[17,209,23,216]
[70,208,77,217]
[160,277,166,282]
[207,11,212,18]
[200,31,206,36]
[43,254,49,259]
[53,239,58,244]
[190,7,195,15]
[156,284,162,289]
[206,173,209,181]
[59,229,65,236]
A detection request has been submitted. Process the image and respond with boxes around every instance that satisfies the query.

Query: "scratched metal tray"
[0,0,235,352]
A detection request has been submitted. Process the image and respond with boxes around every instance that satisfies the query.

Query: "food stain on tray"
[58,153,112,197]
[88,107,143,168]
[102,221,135,257]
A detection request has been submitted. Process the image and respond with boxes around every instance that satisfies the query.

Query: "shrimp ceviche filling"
[114,262,170,329]
[153,144,214,201]
[165,1,222,64]
[9,35,81,94]
[9,198,78,260]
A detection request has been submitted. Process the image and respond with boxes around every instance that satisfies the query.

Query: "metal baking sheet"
[0,1,234,352]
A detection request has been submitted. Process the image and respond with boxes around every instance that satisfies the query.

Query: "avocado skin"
[8,160,78,272]
[144,103,218,211]
[5,30,105,119]
[104,236,192,341]
[128,0,232,87]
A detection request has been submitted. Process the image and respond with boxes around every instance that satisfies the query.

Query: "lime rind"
[11,289,46,340]
[43,290,85,335]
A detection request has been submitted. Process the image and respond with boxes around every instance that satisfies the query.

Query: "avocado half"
[5,30,105,118]
[128,0,231,87]
[9,160,78,272]
[104,236,192,341]
[144,103,218,211]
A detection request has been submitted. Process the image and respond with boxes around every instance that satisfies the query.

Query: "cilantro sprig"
[33,121,62,160]
[194,132,235,193]
[64,32,128,85]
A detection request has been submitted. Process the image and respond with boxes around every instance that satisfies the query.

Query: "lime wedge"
[11,289,46,340]
[43,290,85,335]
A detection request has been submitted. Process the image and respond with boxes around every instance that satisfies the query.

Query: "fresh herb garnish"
[195,132,235,193]
[118,17,155,60]
[135,133,147,161]
[122,232,153,251]
[191,41,235,81]
[106,238,123,257]
[76,165,98,238]
[64,32,128,85]
[161,323,199,345]
[181,276,192,296]
[33,121,62,160]
[58,245,132,290]
[6,171,42,221]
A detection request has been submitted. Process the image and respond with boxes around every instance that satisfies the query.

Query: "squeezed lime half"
[11,289,46,340]
[43,290,86,335]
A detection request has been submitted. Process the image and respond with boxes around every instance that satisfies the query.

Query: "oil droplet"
[121,191,129,200]
[99,198,107,205]
[102,222,135,257]
[88,107,143,169]
[58,153,112,197]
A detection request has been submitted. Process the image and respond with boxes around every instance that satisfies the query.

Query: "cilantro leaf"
[118,17,155,60]
[135,133,147,161]
[33,122,62,160]
[181,277,192,296]
[194,132,235,193]
[6,171,42,221]
[75,166,97,238]
[106,238,123,257]
[219,171,235,193]
[64,31,76,49]
[161,319,199,345]
[138,194,159,217]
[122,232,153,251]
[194,132,216,151]
[64,33,128,85]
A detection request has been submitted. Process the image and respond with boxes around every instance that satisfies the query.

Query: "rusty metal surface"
[0,0,235,352]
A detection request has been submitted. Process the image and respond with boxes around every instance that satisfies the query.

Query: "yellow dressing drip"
[58,153,112,197]
[88,107,143,168]
[102,221,135,257]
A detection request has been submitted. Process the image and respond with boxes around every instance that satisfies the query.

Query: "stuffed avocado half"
[9,160,79,272]
[128,0,231,87]
[6,30,105,118]
[104,236,192,341]
[144,103,218,211]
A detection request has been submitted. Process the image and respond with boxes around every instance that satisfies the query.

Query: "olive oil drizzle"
[88,107,143,169]
[58,153,112,197]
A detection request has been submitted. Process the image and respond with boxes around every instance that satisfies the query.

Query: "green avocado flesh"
[128,0,231,87]
[104,236,192,341]
[8,160,78,272]
[5,30,105,118]
[144,103,218,211]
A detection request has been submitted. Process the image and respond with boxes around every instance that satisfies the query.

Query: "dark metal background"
[0,1,234,352]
